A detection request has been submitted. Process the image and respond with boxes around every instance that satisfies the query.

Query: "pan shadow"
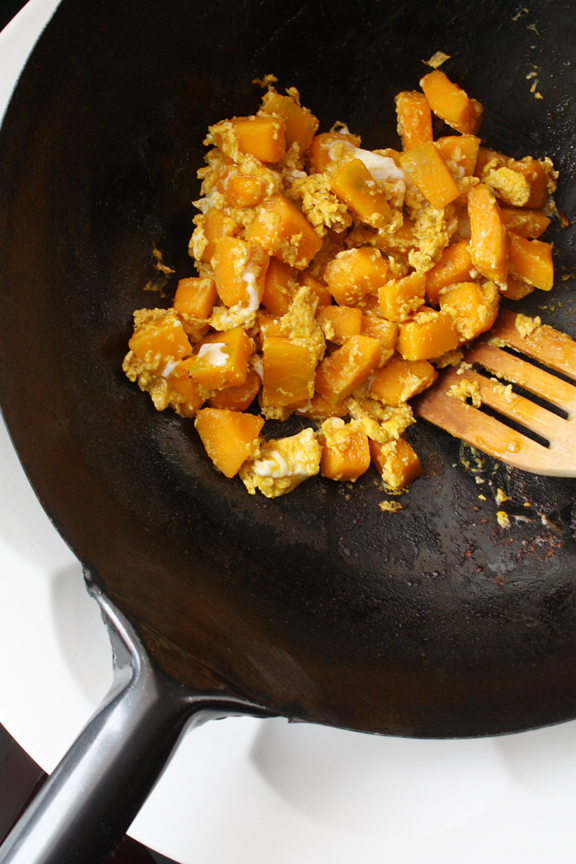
[495,719,576,795]
[250,717,507,839]
[0,418,75,573]
[49,564,113,705]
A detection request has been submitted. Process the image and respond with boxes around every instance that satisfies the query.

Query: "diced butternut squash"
[214,115,286,163]
[330,159,393,229]
[508,232,554,291]
[165,358,206,417]
[208,369,261,411]
[395,91,433,150]
[317,305,363,344]
[200,208,241,263]
[398,309,460,360]
[399,143,461,209]
[261,257,297,317]
[174,277,217,321]
[369,437,422,490]
[217,172,266,208]
[258,313,286,341]
[361,216,417,253]
[298,271,333,310]
[307,131,360,174]
[320,418,371,482]
[439,280,499,341]
[434,134,480,177]
[369,355,437,406]
[195,408,264,478]
[129,309,192,372]
[295,392,349,420]
[425,239,474,305]
[260,90,319,154]
[246,194,322,270]
[501,276,535,301]
[475,151,553,209]
[315,335,381,403]
[212,237,270,308]
[467,183,509,283]
[499,207,550,238]
[361,315,398,365]
[420,70,483,135]
[262,336,317,407]
[379,271,426,322]
[324,247,389,306]
[189,327,253,390]
[507,158,550,209]
[474,147,497,178]
[361,315,398,349]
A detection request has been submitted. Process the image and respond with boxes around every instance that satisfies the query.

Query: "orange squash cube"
[208,369,261,411]
[439,281,499,341]
[395,91,433,150]
[174,277,217,321]
[434,134,481,177]
[320,418,371,482]
[467,184,509,283]
[317,305,363,344]
[261,257,297,317]
[475,151,552,209]
[260,90,319,154]
[369,355,437,406]
[330,159,393,229]
[258,313,287,341]
[189,327,253,390]
[195,408,264,478]
[509,158,550,209]
[298,271,333,310]
[213,115,286,163]
[165,358,206,417]
[307,131,360,174]
[212,237,270,308]
[420,70,483,135]
[399,143,461,209]
[315,335,382,404]
[425,239,474,305]
[363,215,417,254]
[262,336,317,407]
[378,271,427,322]
[398,309,460,361]
[129,309,192,372]
[499,207,550,239]
[246,194,322,270]
[361,315,398,349]
[295,392,349,420]
[508,232,554,291]
[218,172,266,208]
[199,208,241,263]
[501,276,535,301]
[324,247,389,306]
[369,437,422,490]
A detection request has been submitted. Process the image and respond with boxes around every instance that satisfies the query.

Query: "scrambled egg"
[447,377,482,407]
[240,427,321,497]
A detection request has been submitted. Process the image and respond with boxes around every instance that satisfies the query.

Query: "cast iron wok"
[2,0,576,859]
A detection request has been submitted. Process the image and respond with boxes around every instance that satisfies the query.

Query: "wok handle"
[0,571,259,864]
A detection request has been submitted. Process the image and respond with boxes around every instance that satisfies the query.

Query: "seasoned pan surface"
[1,0,576,737]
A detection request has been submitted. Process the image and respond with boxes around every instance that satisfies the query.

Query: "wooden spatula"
[414,308,576,476]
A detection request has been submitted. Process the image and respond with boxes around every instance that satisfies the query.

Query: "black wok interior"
[1,0,576,737]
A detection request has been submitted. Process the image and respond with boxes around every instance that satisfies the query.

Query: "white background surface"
[2,2,576,862]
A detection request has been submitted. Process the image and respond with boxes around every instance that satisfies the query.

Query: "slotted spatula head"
[414,308,576,476]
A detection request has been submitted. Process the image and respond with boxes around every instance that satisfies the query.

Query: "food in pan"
[123,69,557,498]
